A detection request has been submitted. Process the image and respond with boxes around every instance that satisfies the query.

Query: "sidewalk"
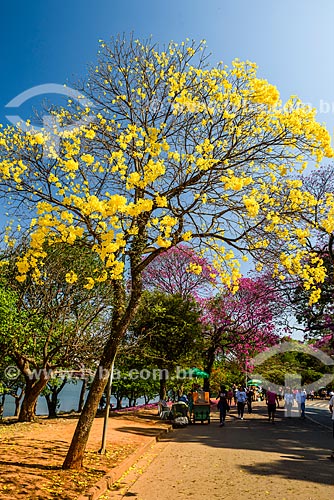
[101,402,334,500]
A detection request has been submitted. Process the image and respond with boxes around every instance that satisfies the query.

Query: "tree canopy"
[0,37,333,295]
[0,35,333,467]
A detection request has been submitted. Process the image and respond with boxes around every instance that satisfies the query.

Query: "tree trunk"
[62,247,143,469]
[45,393,58,419]
[159,374,167,400]
[62,355,114,469]
[116,395,123,410]
[202,331,222,393]
[45,378,68,418]
[203,355,216,393]
[19,373,49,422]
[14,389,24,417]
[0,394,5,419]
[14,398,20,417]
[77,378,88,413]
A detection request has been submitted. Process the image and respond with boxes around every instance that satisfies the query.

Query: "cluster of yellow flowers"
[0,39,332,302]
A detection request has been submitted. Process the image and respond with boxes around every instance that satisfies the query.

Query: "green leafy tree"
[255,349,332,386]
[0,242,112,421]
[129,291,204,399]
[42,375,69,418]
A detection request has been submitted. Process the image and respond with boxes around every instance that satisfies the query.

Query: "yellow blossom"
[65,270,78,284]
[84,277,95,289]
[81,154,95,165]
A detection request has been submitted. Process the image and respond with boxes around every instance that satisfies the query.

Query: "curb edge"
[77,424,172,500]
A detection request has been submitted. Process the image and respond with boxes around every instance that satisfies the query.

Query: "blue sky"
[1,0,334,139]
[1,0,332,340]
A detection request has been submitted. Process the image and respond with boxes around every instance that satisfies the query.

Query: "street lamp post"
[99,360,114,454]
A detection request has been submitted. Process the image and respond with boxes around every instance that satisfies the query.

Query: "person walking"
[295,389,307,419]
[266,387,279,423]
[216,385,230,427]
[284,389,294,418]
[300,389,307,419]
[236,386,247,419]
[246,387,254,414]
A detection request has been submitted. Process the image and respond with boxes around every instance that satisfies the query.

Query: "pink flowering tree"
[313,334,334,356]
[144,249,282,390]
[199,276,282,389]
[142,244,218,299]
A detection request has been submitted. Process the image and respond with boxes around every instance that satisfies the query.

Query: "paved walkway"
[104,402,334,500]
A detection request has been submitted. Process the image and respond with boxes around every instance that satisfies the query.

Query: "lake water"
[3,382,158,417]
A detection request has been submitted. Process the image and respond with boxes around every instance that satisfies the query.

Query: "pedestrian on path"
[296,389,307,419]
[300,389,307,419]
[266,387,279,423]
[236,386,247,419]
[284,388,294,418]
[216,385,230,427]
[246,388,254,414]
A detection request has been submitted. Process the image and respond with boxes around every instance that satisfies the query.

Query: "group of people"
[215,384,330,426]
[216,385,256,426]
[283,388,308,418]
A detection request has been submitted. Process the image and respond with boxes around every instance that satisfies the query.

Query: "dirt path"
[0,409,169,499]
[105,402,334,500]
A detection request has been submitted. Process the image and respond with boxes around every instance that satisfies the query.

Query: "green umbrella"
[182,367,209,379]
[192,367,209,379]
[247,379,262,386]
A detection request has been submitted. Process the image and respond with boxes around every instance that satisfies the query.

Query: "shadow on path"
[115,426,166,437]
[156,404,334,486]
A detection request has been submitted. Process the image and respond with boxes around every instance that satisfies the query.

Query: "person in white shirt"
[300,389,307,419]
[236,386,247,419]
[329,392,334,460]
[295,389,307,419]
[284,389,294,418]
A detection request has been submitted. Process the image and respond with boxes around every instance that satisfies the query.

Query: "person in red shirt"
[266,388,279,423]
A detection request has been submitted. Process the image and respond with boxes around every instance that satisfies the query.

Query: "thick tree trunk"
[202,365,213,392]
[203,352,216,393]
[19,374,49,422]
[14,398,20,417]
[19,392,38,422]
[62,355,114,469]
[45,378,68,418]
[14,389,24,417]
[202,329,223,393]
[77,378,88,413]
[45,393,58,419]
[62,242,144,469]
[159,376,167,400]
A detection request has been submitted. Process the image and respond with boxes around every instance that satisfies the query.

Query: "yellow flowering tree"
[0,36,333,468]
